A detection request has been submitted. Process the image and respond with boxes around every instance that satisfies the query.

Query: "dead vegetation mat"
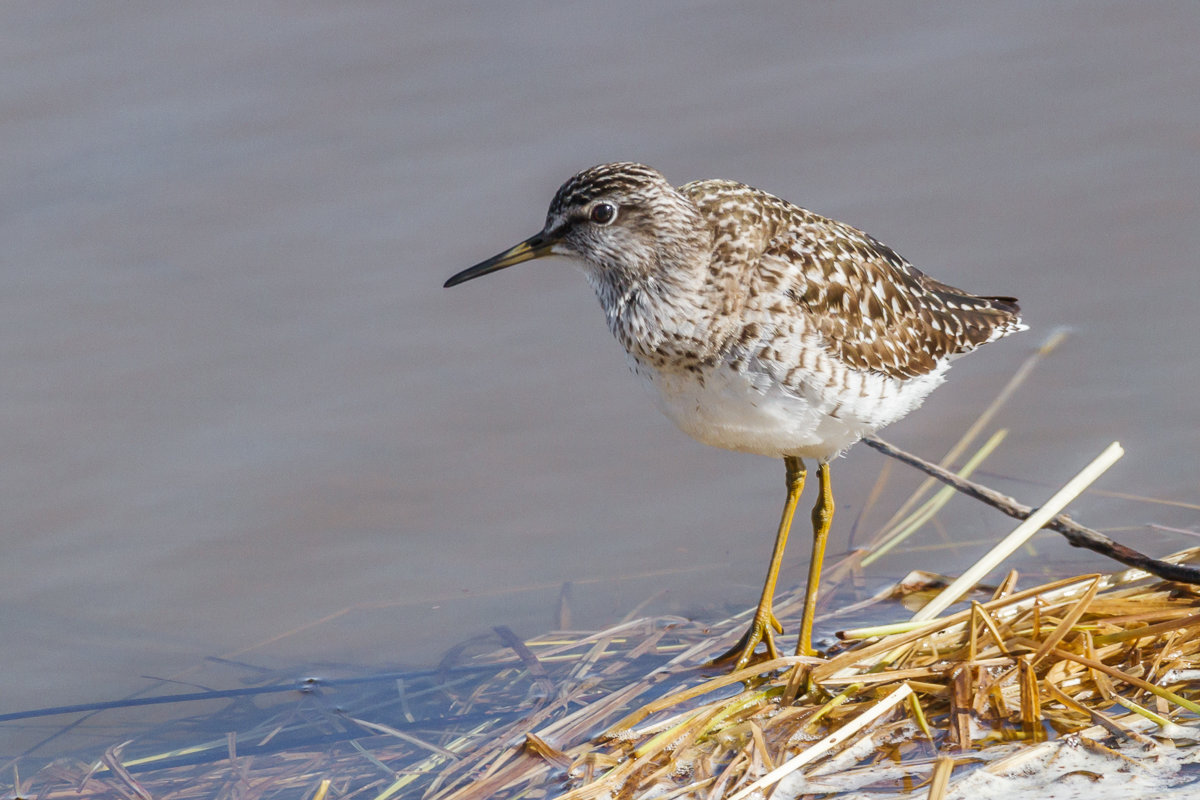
[11,548,1200,800]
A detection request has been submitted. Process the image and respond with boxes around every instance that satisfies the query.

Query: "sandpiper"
[444,162,1023,670]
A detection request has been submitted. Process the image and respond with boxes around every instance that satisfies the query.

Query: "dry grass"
[10,547,1200,800]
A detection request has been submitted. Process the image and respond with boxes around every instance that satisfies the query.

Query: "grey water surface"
[2,1,1197,764]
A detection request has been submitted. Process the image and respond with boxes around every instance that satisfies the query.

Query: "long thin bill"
[444,231,556,288]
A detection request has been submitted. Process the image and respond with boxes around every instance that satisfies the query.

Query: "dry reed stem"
[926,755,954,800]
[911,442,1124,622]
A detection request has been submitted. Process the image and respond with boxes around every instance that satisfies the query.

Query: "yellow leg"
[715,456,806,671]
[796,461,834,657]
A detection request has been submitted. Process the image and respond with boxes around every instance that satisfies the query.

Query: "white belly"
[638,357,949,461]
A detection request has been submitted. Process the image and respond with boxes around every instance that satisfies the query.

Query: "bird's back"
[681,178,1023,381]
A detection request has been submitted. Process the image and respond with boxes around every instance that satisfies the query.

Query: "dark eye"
[589,202,616,225]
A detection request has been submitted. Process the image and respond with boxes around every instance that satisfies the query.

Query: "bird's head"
[444,162,707,290]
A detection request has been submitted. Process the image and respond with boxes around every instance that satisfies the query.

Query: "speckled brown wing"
[758,207,1022,381]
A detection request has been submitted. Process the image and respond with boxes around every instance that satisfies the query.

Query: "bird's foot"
[711,610,784,671]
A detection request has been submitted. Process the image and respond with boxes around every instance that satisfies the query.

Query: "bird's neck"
[585,241,734,372]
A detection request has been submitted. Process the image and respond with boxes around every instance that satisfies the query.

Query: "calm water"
[2,1,1197,766]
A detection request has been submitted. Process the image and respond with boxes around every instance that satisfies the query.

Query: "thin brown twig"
[863,435,1200,585]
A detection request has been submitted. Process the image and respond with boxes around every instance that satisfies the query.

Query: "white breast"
[634,351,949,461]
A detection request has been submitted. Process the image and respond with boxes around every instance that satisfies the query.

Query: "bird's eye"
[589,202,617,225]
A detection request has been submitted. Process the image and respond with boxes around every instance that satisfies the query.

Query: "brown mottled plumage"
[445,162,1024,670]
[688,178,1021,379]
